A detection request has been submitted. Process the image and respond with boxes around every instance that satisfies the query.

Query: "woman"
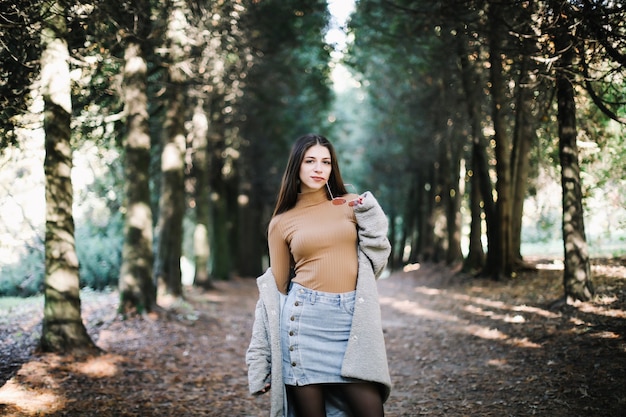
[247,134,392,417]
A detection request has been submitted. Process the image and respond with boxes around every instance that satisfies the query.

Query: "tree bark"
[153,5,188,297]
[488,2,513,279]
[153,83,186,297]
[456,33,486,273]
[118,33,156,315]
[190,101,213,288]
[465,167,485,273]
[40,0,98,353]
[553,6,594,302]
[443,134,464,266]
[511,5,542,266]
[237,180,264,277]
[209,130,236,281]
[417,163,438,263]
[510,71,536,264]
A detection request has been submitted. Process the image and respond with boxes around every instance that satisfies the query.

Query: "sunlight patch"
[507,337,541,348]
[576,302,626,319]
[72,354,122,378]
[511,304,561,319]
[464,305,527,324]
[0,379,62,414]
[535,259,564,270]
[379,297,459,322]
[465,325,507,340]
[487,358,509,367]
[591,331,621,339]
[403,263,421,272]
[450,293,507,309]
[453,293,560,319]
[413,286,442,296]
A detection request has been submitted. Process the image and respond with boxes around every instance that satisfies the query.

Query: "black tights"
[286,382,384,417]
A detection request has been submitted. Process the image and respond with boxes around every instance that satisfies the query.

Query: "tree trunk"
[399,176,417,266]
[444,135,464,266]
[456,32,487,273]
[118,34,156,315]
[190,101,213,289]
[417,164,437,263]
[405,176,420,264]
[553,8,594,302]
[488,2,513,279]
[511,7,542,265]
[510,74,536,264]
[209,130,236,281]
[153,83,186,297]
[237,180,264,277]
[153,6,188,296]
[464,168,485,273]
[39,0,97,353]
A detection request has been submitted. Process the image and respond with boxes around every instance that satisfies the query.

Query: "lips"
[311,176,326,181]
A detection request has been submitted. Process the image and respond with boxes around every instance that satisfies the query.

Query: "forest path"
[1,261,625,416]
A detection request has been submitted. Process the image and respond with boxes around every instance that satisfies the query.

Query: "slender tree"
[551,1,593,302]
[118,0,157,314]
[190,100,213,288]
[39,0,98,353]
[153,0,189,297]
[487,1,514,279]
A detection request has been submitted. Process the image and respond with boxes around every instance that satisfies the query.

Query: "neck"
[296,187,328,207]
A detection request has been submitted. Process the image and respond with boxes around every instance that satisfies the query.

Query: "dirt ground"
[1,259,625,416]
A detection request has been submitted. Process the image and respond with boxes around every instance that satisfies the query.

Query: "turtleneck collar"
[296,187,329,208]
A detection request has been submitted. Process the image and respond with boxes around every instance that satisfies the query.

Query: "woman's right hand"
[255,383,271,395]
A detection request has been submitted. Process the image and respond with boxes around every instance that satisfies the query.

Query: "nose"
[313,162,323,172]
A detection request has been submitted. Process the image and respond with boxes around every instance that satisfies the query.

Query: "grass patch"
[0,295,43,312]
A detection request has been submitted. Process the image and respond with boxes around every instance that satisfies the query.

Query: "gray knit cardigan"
[246,191,392,417]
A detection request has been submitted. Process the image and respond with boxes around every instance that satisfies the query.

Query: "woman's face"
[299,144,332,193]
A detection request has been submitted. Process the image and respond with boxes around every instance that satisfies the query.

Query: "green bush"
[0,213,124,297]
[76,212,123,290]
[0,243,45,297]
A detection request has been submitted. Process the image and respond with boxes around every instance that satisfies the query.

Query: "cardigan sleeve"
[246,297,272,395]
[353,191,391,278]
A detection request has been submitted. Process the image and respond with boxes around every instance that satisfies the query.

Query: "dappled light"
[1,0,625,415]
[1,263,625,415]
[379,296,460,322]
[0,378,62,415]
[73,354,121,378]
[0,353,122,415]
[463,325,507,341]
[576,300,626,319]
[451,292,561,319]
[377,262,626,415]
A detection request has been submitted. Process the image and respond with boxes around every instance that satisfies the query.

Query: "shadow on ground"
[1,260,625,416]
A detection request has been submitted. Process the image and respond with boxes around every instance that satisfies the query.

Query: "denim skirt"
[281,282,356,386]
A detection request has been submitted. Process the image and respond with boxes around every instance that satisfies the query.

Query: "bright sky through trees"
[326,0,356,91]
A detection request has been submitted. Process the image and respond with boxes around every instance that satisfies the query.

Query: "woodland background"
[0,0,625,390]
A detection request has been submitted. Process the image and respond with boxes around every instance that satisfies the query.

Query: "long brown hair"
[272,134,348,216]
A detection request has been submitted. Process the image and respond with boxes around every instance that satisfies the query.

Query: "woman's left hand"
[349,194,365,207]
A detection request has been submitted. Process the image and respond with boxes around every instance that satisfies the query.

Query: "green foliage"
[75,216,123,291]
[0,0,43,148]
[0,214,124,297]
[0,242,44,297]
[237,0,335,219]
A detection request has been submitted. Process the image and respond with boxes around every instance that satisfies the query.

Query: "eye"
[323,160,331,165]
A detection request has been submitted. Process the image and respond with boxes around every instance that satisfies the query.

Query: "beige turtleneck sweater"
[268,187,359,294]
